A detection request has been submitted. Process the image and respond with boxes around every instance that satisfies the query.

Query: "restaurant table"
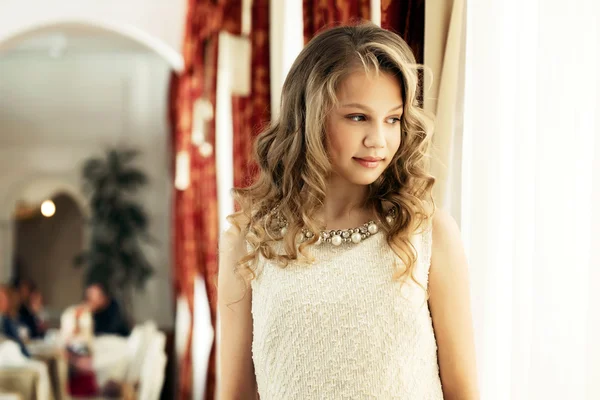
[0,368,38,400]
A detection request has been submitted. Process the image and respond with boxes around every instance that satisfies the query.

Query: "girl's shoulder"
[428,208,466,275]
[431,209,461,251]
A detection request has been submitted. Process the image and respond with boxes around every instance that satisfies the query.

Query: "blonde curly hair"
[228,22,435,286]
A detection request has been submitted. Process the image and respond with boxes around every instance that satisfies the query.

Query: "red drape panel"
[170,1,223,399]
[303,0,371,43]
[170,0,270,398]
[169,74,194,400]
[381,0,425,63]
[232,0,271,189]
[381,0,425,103]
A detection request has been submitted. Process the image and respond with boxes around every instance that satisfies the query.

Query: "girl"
[218,23,478,399]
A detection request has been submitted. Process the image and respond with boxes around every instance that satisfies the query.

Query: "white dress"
[251,227,443,399]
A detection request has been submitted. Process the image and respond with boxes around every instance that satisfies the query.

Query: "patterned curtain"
[170,0,270,398]
[169,1,222,399]
[232,0,271,189]
[303,0,371,43]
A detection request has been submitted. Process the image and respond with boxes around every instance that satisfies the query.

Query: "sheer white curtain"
[463,1,600,399]
[426,0,466,218]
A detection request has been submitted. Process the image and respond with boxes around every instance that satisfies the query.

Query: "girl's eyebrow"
[340,103,404,112]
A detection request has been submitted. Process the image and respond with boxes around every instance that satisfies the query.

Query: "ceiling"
[0,24,158,58]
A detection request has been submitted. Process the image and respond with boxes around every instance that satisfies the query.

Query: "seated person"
[60,304,98,397]
[18,287,47,339]
[13,277,35,308]
[85,282,130,337]
[0,284,30,357]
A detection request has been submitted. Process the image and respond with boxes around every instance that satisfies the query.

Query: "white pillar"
[269,0,303,120]
[371,0,381,26]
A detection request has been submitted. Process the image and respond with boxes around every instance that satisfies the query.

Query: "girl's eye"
[347,115,366,122]
[386,116,401,124]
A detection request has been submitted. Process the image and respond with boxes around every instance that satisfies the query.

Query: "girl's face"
[325,69,404,187]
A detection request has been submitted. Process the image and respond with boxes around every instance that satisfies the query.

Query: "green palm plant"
[75,149,154,311]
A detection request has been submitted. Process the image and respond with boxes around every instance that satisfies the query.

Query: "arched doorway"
[13,193,85,326]
[0,21,177,328]
[0,18,180,398]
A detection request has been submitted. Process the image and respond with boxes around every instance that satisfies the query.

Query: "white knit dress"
[250,227,443,399]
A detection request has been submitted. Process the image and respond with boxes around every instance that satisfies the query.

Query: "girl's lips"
[353,157,383,168]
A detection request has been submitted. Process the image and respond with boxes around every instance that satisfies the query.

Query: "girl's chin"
[338,172,384,186]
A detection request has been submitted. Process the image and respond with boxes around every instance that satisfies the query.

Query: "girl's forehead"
[334,70,402,102]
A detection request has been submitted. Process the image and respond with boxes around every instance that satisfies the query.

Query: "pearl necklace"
[272,208,396,247]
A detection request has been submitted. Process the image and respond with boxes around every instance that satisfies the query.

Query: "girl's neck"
[321,203,374,230]
[320,177,373,230]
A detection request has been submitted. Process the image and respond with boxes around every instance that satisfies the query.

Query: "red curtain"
[381,0,425,63]
[303,0,371,43]
[170,0,270,398]
[381,0,425,103]
[169,2,222,399]
[302,0,424,59]
[231,0,271,189]
[301,0,424,101]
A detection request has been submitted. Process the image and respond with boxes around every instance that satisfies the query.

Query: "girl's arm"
[428,209,480,400]
[217,226,258,399]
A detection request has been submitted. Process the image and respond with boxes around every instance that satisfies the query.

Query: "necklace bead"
[275,207,396,247]
[368,223,378,234]
[331,235,343,246]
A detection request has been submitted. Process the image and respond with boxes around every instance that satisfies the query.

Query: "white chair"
[124,321,157,385]
[92,335,129,388]
[123,325,144,382]
[137,331,167,400]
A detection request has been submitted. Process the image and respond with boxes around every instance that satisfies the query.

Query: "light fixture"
[40,200,56,217]
[48,34,67,59]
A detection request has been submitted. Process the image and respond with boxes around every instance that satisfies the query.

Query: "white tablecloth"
[1,340,52,400]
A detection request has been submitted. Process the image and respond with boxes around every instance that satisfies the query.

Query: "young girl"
[218,23,478,399]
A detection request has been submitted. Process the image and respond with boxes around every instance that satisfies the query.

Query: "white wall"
[0,0,186,67]
[0,48,175,328]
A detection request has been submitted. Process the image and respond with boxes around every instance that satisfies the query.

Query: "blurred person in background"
[0,284,30,356]
[85,282,130,337]
[19,287,48,339]
[60,291,97,397]
[14,277,35,307]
